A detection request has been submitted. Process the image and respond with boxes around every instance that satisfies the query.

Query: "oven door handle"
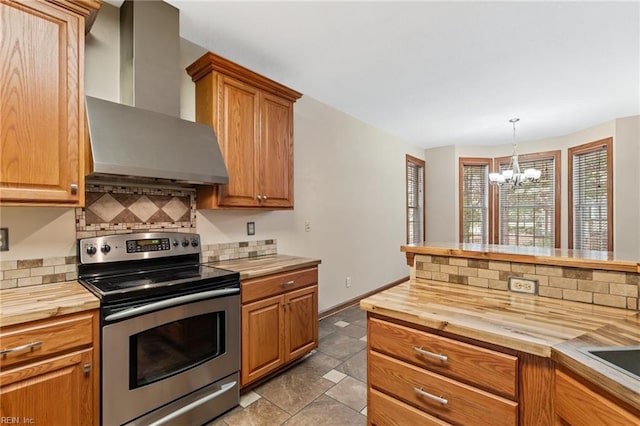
[147,381,237,426]
[104,288,240,322]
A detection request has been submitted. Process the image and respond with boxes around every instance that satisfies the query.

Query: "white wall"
[614,116,640,258]
[426,117,640,258]
[424,145,457,242]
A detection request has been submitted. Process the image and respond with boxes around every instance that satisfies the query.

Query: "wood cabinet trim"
[187,52,302,102]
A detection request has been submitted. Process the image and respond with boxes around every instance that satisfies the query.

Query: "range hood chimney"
[85,0,228,185]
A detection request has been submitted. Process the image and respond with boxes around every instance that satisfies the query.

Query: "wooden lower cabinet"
[0,310,99,425]
[555,368,639,425]
[367,314,525,426]
[241,267,318,387]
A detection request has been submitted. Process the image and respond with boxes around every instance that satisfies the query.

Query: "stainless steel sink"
[580,346,640,380]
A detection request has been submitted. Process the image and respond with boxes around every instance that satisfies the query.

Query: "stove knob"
[173,239,179,247]
[101,244,111,254]
[191,238,199,247]
[182,238,190,247]
[86,245,97,256]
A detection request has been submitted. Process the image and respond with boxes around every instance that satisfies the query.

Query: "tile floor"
[208,304,368,425]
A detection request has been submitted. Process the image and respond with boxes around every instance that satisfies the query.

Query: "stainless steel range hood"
[85,0,228,186]
[85,96,228,185]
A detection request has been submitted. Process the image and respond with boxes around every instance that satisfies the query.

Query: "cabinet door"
[0,349,94,426]
[217,75,260,207]
[555,369,639,425]
[0,0,84,205]
[284,285,318,360]
[241,294,285,385]
[260,93,293,208]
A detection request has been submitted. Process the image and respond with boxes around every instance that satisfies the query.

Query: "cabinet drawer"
[555,369,639,425]
[369,350,518,426]
[369,317,517,398]
[0,312,94,368]
[242,267,317,303]
[368,387,451,426]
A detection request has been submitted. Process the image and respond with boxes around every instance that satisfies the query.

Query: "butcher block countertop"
[360,280,640,409]
[402,242,640,273]
[208,254,321,280]
[0,281,99,327]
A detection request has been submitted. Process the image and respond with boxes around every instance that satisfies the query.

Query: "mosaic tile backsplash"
[76,184,196,238]
[413,255,640,310]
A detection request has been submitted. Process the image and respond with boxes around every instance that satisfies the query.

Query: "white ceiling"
[155,1,639,149]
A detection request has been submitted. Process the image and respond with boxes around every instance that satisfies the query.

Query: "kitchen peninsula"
[361,243,639,425]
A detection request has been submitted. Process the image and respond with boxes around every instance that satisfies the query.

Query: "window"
[458,151,560,248]
[569,138,613,251]
[459,158,492,244]
[406,155,425,244]
[496,151,560,248]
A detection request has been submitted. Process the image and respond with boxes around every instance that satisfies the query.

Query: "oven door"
[102,290,240,426]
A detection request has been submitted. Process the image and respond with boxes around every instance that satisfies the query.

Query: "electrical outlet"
[508,277,538,295]
[304,221,311,232]
[0,228,8,251]
[345,277,351,288]
[246,222,255,236]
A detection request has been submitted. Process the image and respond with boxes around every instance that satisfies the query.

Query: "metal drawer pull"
[413,346,448,362]
[0,341,43,357]
[414,387,448,405]
[148,381,237,426]
[281,280,295,287]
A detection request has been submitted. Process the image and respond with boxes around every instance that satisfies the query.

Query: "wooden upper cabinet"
[260,93,293,208]
[0,0,100,206]
[187,52,302,209]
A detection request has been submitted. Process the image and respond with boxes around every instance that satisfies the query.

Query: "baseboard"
[318,276,409,320]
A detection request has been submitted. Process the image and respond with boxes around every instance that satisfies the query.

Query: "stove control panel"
[126,237,171,253]
[79,232,202,264]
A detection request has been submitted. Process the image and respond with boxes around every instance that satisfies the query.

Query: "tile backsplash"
[202,240,277,262]
[1,239,279,290]
[1,184,279,290]
[76,183,196,238]
[413,255,639,310]
[1,256,77,290]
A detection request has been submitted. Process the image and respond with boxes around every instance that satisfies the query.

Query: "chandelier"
[489,118,541,187]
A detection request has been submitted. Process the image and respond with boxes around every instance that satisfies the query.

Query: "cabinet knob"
[83,363,91,375]
[70,183,78,193]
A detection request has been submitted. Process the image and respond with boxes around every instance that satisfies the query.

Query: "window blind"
[571,143,611,251]
[407,159,424,244]
[461,163,489,244]
[498,156,556,247]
